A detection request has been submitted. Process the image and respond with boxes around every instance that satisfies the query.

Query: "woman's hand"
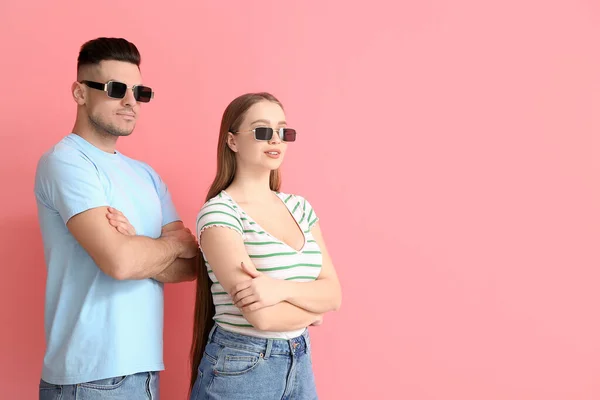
[106,207,136,236]
[231,262,287,312]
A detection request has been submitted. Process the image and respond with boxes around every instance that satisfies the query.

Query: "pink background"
[2,1,600,399]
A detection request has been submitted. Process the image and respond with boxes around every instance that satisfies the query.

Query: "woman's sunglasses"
[231,127,297,142]
[79,80,154,103]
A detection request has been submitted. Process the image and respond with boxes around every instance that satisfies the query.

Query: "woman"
[190,92,342,399]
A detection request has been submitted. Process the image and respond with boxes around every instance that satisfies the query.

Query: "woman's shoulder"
[198,191,241,217]
[196,191,245,236]
[276,191,307,204]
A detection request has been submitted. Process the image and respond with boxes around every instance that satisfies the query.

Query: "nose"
[121,88,137,107]
[268,128,282,144]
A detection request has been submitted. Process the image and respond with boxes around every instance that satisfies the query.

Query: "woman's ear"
[227,132,238,153]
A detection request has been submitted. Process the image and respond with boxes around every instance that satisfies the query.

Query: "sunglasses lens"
[282,128,296,142]
[107,82,127,99]
[135,86,153,103]
[254,127,273,141]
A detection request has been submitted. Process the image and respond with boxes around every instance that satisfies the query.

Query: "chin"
[112,122,136,137]
[106,129,134,137]
[263,159,284,170]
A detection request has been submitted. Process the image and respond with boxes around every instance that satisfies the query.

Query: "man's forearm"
[113,235,183,280]
[154,256,198,283]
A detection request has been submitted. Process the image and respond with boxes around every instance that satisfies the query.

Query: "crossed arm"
[201,222,341,332]
[153,221,198,283]
[67,206,197,282]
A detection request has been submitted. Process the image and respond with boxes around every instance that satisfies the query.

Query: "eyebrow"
[250,119,287,126]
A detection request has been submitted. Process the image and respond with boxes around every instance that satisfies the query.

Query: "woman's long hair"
[189,92,284,393]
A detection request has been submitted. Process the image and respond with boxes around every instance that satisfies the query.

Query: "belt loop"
[208,324,217,341]
[264,339,273,360]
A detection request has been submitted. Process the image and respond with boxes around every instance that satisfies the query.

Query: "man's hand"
[107,208,198,259]
[161,228,198,259]
[231,262,287,312]
[106,207,136,236]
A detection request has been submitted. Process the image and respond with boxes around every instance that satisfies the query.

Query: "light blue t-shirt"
[34,133,180,385]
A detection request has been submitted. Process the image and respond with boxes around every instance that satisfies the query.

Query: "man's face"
[78,60,145,137]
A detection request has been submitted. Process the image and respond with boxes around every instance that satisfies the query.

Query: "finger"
[109,216,134,232]
[121,224,135,235]
[236,295,258,310]
[232,280,252,295]
[106,212,121,221]
[113,221,134,234]
[187,234,198,242]
[106,212,127,223]
[242,302,264,312]
[125,224,136,235]
[107,214,128,224]
[233,288,254,304]
[107,207,123,216]
[237,295,258,308]
[108,219,133,234]
[241,262,261,278]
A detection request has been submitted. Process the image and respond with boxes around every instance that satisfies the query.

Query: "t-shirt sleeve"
[145,166,180,227]
[196,200,244,241]
[298,196,319,231]
[34,152,109,225]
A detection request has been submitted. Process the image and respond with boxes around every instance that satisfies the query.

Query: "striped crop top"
[196,190,322,339]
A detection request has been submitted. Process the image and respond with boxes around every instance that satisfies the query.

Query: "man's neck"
[71,121,118,154]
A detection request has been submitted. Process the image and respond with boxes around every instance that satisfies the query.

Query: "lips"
[264,149,281,159]
[116,109,136,119]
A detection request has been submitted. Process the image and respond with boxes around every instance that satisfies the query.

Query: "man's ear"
[72,81,86,105]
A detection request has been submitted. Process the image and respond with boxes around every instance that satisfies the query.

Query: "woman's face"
[228,101,290,171]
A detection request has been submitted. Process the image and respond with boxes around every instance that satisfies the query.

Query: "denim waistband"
[208,325,310,359]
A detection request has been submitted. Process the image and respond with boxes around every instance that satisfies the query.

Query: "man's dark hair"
[77,37,141,70]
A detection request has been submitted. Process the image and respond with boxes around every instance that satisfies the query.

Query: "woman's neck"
[227,168,274,203]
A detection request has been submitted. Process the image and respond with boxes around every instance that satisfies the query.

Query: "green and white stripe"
[197,191,322,339]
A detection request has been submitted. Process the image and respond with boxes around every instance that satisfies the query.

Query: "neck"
[228,166,274,203]
[71,114,118,154]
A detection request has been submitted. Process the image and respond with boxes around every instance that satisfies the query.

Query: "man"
[35,37,197,399]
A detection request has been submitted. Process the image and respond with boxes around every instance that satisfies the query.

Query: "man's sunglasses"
[79,80,154,103]
[231,127,297,142]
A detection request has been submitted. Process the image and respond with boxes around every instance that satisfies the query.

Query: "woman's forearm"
[244,301,321,331]
[280,278,342,314]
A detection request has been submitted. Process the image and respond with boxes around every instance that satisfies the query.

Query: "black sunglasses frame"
[80,80,154,103]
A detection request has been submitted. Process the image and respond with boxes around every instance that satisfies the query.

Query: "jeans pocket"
[39,380,62,400]
[214,346,262,376]
[203,341,220,365]
[79,375,128,390]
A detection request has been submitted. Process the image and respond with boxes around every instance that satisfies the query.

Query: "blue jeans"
[39,371,159,399]
[190,325,318,400]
